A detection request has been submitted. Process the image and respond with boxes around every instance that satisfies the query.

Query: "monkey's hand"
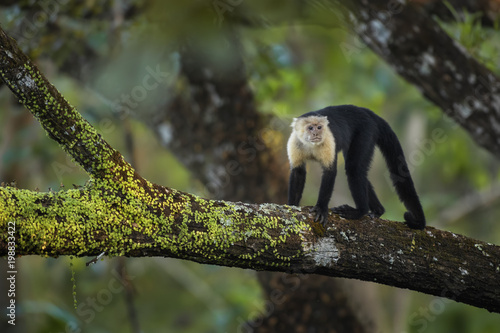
[310,205,328,226]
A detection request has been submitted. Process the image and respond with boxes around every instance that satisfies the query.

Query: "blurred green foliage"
[1,1,499,332]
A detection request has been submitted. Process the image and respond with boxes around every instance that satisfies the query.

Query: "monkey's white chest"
[287,132,336,169]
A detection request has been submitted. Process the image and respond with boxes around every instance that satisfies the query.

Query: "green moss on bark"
[0,182,311,268]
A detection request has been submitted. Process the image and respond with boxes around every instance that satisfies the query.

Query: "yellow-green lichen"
[1,178,311,269]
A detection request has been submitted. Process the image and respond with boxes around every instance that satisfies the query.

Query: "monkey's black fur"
[288,105,426,229]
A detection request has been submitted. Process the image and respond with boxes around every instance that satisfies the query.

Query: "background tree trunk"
[150,28,375,332]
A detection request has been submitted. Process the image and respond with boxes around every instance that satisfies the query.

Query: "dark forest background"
[1,1,500,332]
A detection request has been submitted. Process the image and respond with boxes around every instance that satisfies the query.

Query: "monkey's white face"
[304,123,324,144]
[288,115,335,169]
[292,116,329,146]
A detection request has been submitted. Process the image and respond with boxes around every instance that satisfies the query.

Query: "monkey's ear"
[320,116,329,125]
[291,118,299,128]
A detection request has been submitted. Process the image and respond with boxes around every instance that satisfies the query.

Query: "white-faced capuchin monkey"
[287,105,425,229]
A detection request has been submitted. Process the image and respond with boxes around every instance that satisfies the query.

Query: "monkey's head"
[292,115,329,145]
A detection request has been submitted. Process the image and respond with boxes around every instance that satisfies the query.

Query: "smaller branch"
[85,251,105,266]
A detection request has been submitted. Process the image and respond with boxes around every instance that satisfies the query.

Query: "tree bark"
[333,0,500,157]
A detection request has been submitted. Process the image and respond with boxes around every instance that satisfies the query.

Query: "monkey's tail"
[375,117,426,229]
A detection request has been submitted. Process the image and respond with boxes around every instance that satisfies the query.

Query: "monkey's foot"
[369,206,385,218]
[310,205,328,226]
[331,205,365,220]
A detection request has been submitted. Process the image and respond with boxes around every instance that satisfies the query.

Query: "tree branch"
[1,184,499,313]
[334,0,500,157]
[1,25,500,314]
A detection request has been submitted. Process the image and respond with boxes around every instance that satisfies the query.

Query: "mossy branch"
[1,26,500,314]
[1,182,500,313]
[0,26,140,185]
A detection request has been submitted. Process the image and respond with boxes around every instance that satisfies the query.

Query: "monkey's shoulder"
[300,105,377,125]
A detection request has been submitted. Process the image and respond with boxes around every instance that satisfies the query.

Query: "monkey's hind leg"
[368,182,385,218]
[332,181,384,219]
[332,138,374,219]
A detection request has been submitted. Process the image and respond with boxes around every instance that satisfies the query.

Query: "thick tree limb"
[2,19,370,330]
[1,25,500,315]
[1,184,500,313]
[334,0,500,157]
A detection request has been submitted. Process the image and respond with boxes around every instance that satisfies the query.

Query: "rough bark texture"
[1,23,372,331]
[335,0,500,157]
[0,28,138,185]
[3,2,500,331]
